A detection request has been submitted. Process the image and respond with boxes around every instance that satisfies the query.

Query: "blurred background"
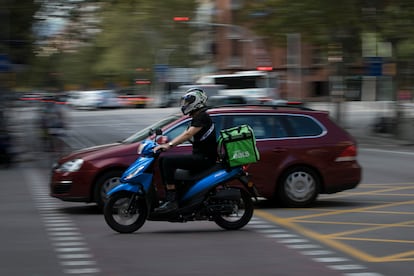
[1,0,414,152]
[1,3,413,275]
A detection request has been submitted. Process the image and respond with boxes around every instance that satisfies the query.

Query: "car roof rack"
[207,103,315,111]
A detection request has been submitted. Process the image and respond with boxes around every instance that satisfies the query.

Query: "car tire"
[277,166,319,207]
[94,169,124,210]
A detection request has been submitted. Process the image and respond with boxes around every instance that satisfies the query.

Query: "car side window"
[164,120,191,144]
[284,115,323,137]
[266,115,288,138]
[210,115,222,140]
[228,115,267,139]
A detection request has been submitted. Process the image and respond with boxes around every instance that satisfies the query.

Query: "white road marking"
[24,169,101,275]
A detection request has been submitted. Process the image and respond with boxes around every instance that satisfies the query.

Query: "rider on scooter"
[153,88,218,213]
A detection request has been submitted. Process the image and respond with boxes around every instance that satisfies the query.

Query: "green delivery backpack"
[218,124,260,168]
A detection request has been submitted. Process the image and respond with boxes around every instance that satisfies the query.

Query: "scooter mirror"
[148,128,162,136]
[155,128,163,135]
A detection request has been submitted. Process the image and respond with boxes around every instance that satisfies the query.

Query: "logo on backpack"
[232,150,250,160]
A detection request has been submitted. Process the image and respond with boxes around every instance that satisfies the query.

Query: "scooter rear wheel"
[214,188,254,230]
[104,191,147,233]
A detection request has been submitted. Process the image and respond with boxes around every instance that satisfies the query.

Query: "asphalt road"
[2,106,414,276]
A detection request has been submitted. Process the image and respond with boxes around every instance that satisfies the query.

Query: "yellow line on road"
[380,250,414,262]
[280,200,414,221]
[360,182,414,186]
[327,220,414,238]
[254,209,414,263]
[335,236,414,244]
[361,210,414,215]
[254,210,379,262]
[298,219,414,228]
[327,186,414,197]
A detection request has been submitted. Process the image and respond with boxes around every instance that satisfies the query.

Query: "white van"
[195,71,279,101]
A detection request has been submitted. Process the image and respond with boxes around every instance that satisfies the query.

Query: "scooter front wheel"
[104,191,148,233]
[214,188,254,230]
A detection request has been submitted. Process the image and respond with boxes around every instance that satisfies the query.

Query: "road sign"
[365,57,383,76]
[154,64,169,81]
[0,54,11,72]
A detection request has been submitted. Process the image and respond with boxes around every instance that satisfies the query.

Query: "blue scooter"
[104,128,258,233]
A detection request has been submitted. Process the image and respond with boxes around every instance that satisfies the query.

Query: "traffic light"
[173,17,190,22]
[256,66,273,71]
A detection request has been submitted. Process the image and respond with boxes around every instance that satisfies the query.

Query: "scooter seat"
[175,162,224,182]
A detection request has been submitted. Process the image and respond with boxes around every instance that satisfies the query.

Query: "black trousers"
[159,154,216,186]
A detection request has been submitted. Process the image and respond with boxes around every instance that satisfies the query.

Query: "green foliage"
[0,0,40,65]
[239,1,358,43]
[398,41,414,59]
[92,0,196,78]
[379,2,414,49]
[24,0,197,89]
[239,0,414,62]
[238,0,364,52]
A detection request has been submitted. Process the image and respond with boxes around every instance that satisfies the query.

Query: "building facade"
[201,0,394,102]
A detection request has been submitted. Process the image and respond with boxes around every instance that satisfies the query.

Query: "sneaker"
[154,201,178,213]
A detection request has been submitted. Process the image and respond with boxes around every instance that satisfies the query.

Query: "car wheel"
[94,169,124,210]
[277,166,319,207]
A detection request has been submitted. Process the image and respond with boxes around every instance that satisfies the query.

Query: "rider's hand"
[153,143,170,153]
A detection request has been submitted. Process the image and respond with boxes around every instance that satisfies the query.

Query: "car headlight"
[56,159,84,172]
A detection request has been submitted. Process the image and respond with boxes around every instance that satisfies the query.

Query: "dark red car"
[50,105,361,209]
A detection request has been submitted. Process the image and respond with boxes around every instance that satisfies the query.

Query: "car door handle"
[273,148,287,153]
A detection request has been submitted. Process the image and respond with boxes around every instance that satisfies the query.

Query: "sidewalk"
[347,126,414,148]
[307,101,414,149]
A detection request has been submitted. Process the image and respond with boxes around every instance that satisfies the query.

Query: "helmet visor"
[180,94,196,115]
[181,94,196,106]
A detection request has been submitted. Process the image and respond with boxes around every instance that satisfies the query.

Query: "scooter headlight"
[137,143,146,154]
[56,159,84,172]
[138,140,155,156]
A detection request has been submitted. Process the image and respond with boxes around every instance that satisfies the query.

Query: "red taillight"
[335,145,357,162]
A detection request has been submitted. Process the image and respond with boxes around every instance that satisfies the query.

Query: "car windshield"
[122,113,181,144]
